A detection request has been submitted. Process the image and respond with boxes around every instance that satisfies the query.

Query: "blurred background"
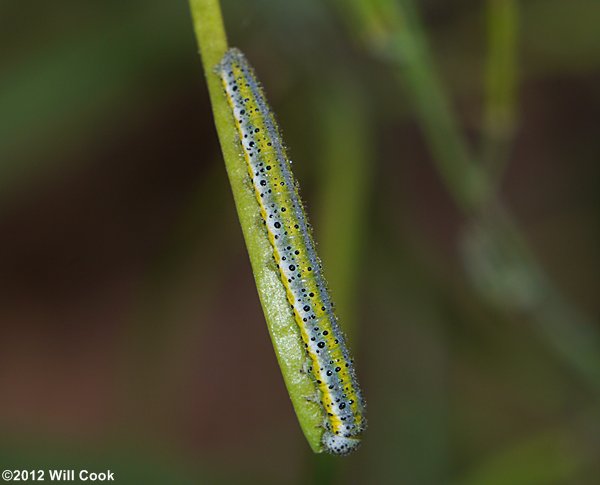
[1,0,599,483]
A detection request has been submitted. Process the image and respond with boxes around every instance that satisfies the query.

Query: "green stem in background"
[335,0,487,206]
[339,0,488,212]
[188,0,323,452]
[316,81,371,342]
[483,0,519,185]
[390,0,488,212]
[336,0,600,390]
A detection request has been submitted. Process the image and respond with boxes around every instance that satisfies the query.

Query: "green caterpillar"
[217,48,366,455]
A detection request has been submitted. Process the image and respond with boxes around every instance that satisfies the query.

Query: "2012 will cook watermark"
[2,469,114,482]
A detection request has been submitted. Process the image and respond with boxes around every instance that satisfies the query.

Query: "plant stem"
[337,0,488,211]
[483,0,519,185]
[392,0,488,212]
[188,0,324,452]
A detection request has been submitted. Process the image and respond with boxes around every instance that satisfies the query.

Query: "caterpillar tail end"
[322,432,361,456]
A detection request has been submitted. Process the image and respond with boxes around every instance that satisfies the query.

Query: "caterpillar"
[216,48,366,455]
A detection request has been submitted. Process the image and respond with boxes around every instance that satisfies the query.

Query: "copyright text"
[2,469,114,482]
